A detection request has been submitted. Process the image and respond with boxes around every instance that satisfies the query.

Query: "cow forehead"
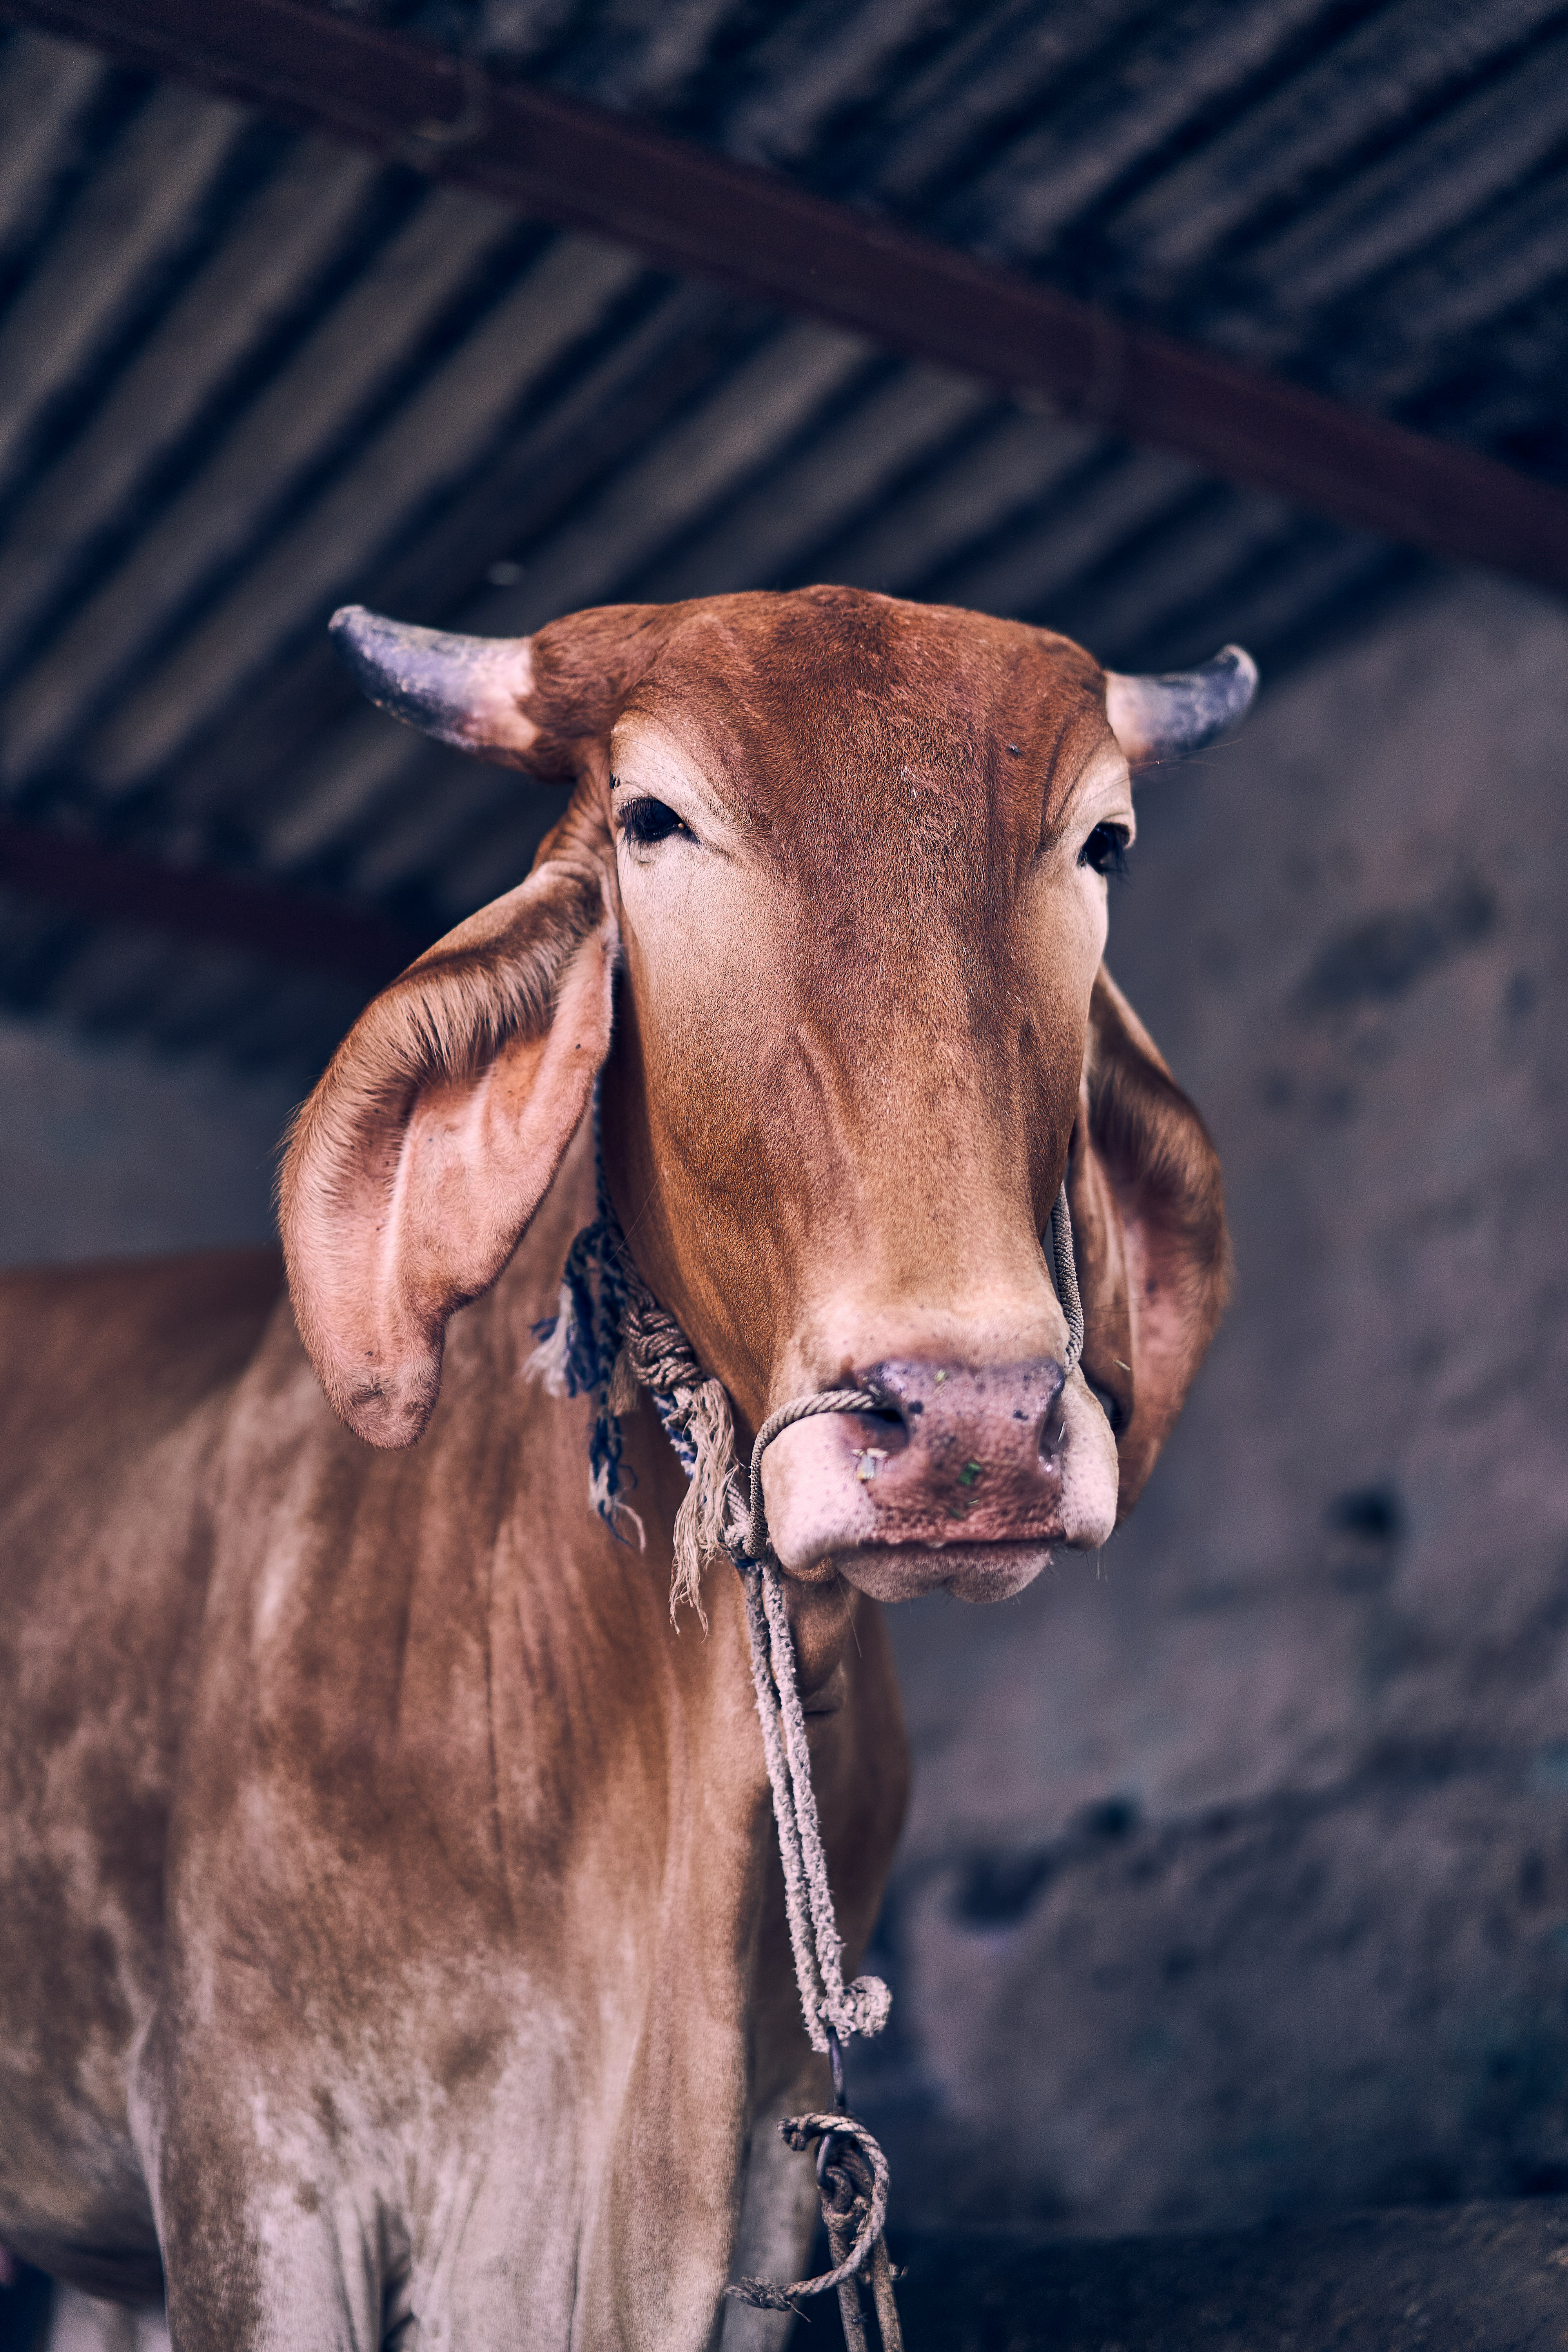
[610,589,1114,831]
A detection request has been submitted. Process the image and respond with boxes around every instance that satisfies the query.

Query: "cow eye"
[1080,820,1131,879]
[618,796,693,848]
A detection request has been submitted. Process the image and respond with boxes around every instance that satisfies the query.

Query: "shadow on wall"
[0,1021,298,1267]
[859,568,1568,2236]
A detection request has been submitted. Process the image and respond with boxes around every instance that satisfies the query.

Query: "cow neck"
[527,1129,894,2055]
[527,1118,1083,2335]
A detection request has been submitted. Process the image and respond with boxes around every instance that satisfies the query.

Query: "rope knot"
[837,1973,893,2040]
[731,2113,903,2345]
[730,2114,889,2301]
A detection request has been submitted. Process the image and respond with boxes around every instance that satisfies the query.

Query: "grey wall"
[3,569,1565,2241]
[0,1017,296,1265]
[866,569,1568,2236]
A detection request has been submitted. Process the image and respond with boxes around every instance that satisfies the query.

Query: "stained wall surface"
[0,1016,295,1264]
[865,567,1568,2234]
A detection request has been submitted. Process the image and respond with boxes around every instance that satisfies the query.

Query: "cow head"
[282,589,1252,1605]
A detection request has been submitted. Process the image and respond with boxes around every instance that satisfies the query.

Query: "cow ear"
[281,848,616,1449]
[1066,968,1229,1518]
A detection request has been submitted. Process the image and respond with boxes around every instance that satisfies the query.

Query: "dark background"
[1,1,1567,2341]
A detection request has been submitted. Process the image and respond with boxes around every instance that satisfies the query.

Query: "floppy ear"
[285,595,691,1446]
[281,844,616,1448]
[1066,968,1229,1518]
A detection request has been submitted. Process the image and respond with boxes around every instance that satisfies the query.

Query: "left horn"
[1105,644,1258,768]
[329,606,540,765]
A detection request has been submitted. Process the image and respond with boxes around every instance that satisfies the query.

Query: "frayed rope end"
[665,1376,745,1627]
[525,1302,575,1398]
[589,1455,646,1552]
[724,2279,801,2312]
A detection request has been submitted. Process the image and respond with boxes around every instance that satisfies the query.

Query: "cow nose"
[759,1349,1119,1599]
[846,1357,1069,1533]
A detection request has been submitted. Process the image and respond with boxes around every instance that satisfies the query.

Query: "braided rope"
[729,2114,890,2314]
[1051,1186,1085,1374]
[528,1144,1085,2041]
[744,1390,884,1561]
[744,1561,892,2049]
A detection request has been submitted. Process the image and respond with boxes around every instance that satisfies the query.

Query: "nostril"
[844,1404,909,1457]
[844,1404,907,1488]
[1037,1399,1067,1462]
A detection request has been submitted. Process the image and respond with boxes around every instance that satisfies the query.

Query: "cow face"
[283,589,1251,1606]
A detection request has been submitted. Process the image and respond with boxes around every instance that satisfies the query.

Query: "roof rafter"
[0,818,423,985]
[3,0,1567,594]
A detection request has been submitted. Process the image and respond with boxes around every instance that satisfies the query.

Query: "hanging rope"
[527,1127,1084,2339]
[527,1177,895,2053]
[735,2112,904,2350]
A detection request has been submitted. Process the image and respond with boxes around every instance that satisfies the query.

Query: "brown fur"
[1072,969,1230,1514]
[0,588,1230,2349]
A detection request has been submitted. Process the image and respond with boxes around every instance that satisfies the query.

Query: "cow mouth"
[822,1537,1056,1606]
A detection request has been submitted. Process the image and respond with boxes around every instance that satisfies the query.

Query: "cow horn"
[329,605,540,763]
[1105,644,1258,768]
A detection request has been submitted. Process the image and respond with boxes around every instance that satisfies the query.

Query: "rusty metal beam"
[4,0,1568,595]
[0,818,424,986]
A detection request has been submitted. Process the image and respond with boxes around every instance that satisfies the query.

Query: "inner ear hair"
[281,857,614,1446]
[1081,968,1230,1515]
[286,864,607,1210]
[1086,974,1228,1290]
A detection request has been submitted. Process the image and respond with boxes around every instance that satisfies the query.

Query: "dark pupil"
[1081,821,1130,878]
[622,797,685,846]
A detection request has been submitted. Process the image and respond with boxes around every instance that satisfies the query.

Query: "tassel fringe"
[524,1292,575,1397]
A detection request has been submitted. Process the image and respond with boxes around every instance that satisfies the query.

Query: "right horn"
[1105,644,1259,768]
[330,605,540,766]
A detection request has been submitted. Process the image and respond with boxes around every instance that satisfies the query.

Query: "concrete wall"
[0,1018,296,1266]
[3,568,1565,2243]
[864,569,1568,2235]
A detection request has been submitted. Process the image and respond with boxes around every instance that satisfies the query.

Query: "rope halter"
[527,1136,1084,2334]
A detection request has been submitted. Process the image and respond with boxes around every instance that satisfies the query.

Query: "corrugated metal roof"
[0,0,1564,1073]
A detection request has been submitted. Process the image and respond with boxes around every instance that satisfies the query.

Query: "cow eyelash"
[617,794,694,848]
[1080,820,1131,880]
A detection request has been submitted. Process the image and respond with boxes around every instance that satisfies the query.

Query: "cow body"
[0,1144,902,2345]
[0,588,1247,2347]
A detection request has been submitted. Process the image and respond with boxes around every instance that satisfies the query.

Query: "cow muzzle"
[760,1356,1119,1603]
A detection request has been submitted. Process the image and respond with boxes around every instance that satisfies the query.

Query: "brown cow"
[0,587,1250,2350]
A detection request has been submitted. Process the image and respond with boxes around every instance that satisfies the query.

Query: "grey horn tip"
[1107,642,1260,768]
[327,604,411,691]
[1219,642,1260,699]
[326,605,521,754]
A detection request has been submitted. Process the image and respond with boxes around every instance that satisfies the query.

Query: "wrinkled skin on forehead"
[598,593,1110,1424]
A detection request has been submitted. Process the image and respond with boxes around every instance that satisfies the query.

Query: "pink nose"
[840,1357,1068,1543]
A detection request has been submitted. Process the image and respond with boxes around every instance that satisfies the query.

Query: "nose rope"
[1050,1185,1086,1374]
[528,1173,896,2053]
[527,1134,1083,2341]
